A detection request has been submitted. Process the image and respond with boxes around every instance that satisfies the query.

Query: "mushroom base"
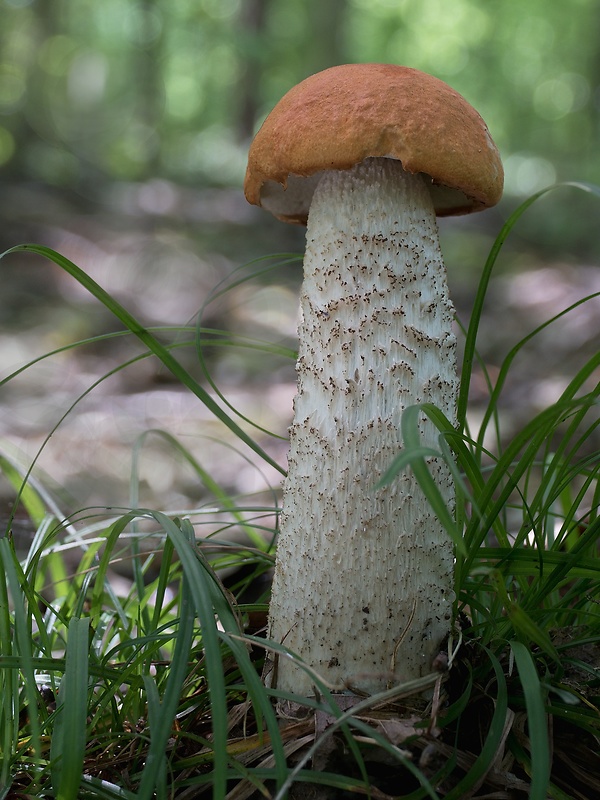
[267,157,457,696]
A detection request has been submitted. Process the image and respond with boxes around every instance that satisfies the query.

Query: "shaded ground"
[1,180,599,548]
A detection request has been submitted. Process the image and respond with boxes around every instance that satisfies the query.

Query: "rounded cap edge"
[244,64,503,224]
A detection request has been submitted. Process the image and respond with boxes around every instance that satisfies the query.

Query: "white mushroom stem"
[267,157,458,696]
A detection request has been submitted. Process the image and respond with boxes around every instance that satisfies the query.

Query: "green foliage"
[1,0,599,194]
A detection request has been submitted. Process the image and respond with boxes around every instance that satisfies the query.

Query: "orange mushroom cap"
[244,63,503,224]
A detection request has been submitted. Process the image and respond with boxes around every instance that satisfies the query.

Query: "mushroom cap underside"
[244,63,504,224]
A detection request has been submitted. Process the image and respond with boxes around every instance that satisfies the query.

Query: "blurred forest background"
[1,0,599,536]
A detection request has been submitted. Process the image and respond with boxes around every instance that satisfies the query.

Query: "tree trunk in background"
[234,0,348,142]
[305,0,348,76]
[1,0,61,179]
[236,0,269,141]
[133,0,165,177]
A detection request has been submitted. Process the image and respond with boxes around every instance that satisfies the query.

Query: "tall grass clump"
[0,183,599,799]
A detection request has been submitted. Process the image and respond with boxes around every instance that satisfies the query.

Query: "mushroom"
[244,64,503,696]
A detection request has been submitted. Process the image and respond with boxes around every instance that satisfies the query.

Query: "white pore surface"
[267,158,458,695]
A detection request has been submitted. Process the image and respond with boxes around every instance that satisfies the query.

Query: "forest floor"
[1,179,599,551]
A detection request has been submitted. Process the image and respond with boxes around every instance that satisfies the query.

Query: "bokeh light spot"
[534,73,590,120]
[68,51,108,107]
[504,153,557,196]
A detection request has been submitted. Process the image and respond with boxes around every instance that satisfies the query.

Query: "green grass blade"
[0,544,17,793]
[509,640,551,800]
[1,243,285,477]
[458,188,548,430]
[3,344,193,536]
[476,291,600,453]
[0,539,43,777]
[444,646,509,799]
[131,429,269,550]
[197,252,302,315]
[0,456,47,530]
[462,390,599,577]
[50,616,90,800]
[379,403,465,555]
[164,516,289,793]
[458,180,600,431]
[147,514,230,797]
[136,576,195,800]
